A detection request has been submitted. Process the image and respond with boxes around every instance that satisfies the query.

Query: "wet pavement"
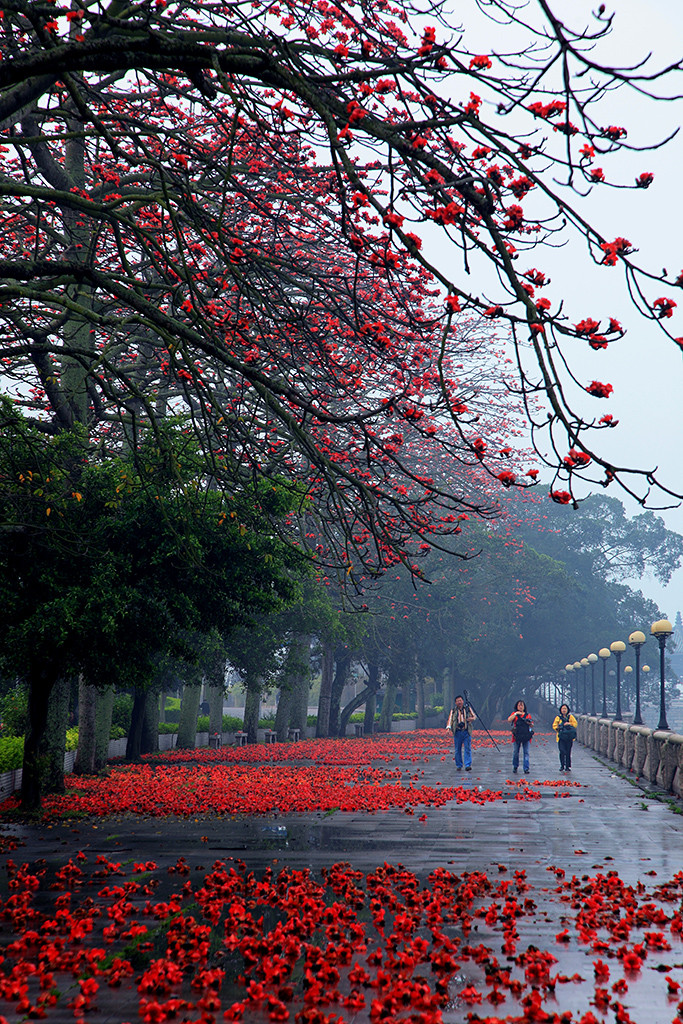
[1,730,683,1023]
[10,730,673,882]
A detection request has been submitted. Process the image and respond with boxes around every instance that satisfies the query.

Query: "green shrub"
[158,722,179,734]
[197,715,210,732]
[222,715,243,733]
[0,736,24,772]
[0,686,29,737]
[111,692,134,733]
[162,696,181,723]
[306,715,317,727]
[258,718,275,729]
[66,724,126,748]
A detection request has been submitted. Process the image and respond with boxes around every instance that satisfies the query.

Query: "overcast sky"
[435,1,683,620]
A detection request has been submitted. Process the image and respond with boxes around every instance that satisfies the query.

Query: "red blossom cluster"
[0,846,681,1023]
[586,381,613,399]
[2,732,558,820]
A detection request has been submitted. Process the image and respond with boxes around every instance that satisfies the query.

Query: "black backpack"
[514,715,534,742]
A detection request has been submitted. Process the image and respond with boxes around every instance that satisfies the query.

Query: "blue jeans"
[454,729,472,769]
[513,740,530,772]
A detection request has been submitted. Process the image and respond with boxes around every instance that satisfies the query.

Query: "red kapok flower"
[653,296,677,318]
[550,490,572,505]
[587,380,613,398]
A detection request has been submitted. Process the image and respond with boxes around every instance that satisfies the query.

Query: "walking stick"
[463,689,502,752]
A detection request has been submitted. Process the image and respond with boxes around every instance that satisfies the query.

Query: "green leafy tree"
[0,404,303,806]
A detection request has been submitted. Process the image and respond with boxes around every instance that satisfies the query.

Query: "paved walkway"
[1,730,682,1023]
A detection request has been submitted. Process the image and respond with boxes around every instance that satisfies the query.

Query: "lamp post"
[598,648,610,717]
[588,653,598,715]
[573,661,582,709]
[610,641,626,721]
[564,664,574,707]
[651,619,674,731]
[624,666,632,714]
[580,658,589,713]
[642,665,650,719]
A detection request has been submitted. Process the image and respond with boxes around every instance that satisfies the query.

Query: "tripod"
[463,689,502,752]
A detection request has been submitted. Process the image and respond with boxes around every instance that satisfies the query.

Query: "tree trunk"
[126,687,147,761]
[74,677,97,775]
[378,679,397,732]
[21,665,58,810]
[340,683,372,736]
[39,675,71,794]
[94,686,115,771]
[243,671,261,743]
[364,663,380,734]
[290,635,311,734]
[159,691,167,724]
[274,684,293,741]
[141,689,159,754]
[316,641,334,738]
[443,663,454,720]
[208,683,223,736]
[329,647,351,737]
[177,681,201,749]
[416,670,426,729]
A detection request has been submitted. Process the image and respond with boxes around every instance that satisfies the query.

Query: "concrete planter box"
[0,769,21,802]
[390,719,417,732]
[108,737,128,758]
[425,715,443,729]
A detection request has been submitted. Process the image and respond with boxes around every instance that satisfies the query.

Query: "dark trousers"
[558,736,573,769]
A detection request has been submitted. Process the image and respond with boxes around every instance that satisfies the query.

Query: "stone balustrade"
[576,714,683,797]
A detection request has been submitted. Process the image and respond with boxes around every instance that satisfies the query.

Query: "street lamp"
[624,666,632,712]
[628,630,646,725]
[580,658,589,713]
[588,653,598,715]
[573,661,582,709]
[651,619,674,731]
[642,664,650,707]
[565,664,574,706]
[598,648,610,717]
[610,641,626,721]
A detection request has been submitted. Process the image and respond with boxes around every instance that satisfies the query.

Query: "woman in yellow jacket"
[552,703,578,772]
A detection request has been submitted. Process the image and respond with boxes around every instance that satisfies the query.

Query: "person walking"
[552,703,578,772]
[447,694,476,771]
[508,700,534,774]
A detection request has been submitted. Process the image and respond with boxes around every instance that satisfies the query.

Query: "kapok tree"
[1,0,679,578]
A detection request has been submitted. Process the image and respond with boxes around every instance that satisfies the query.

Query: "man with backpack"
[508,700,534,774]
[446,694,477,771]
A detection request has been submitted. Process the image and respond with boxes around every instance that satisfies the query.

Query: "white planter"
[391,719,417,732]
[0,769,20,802]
